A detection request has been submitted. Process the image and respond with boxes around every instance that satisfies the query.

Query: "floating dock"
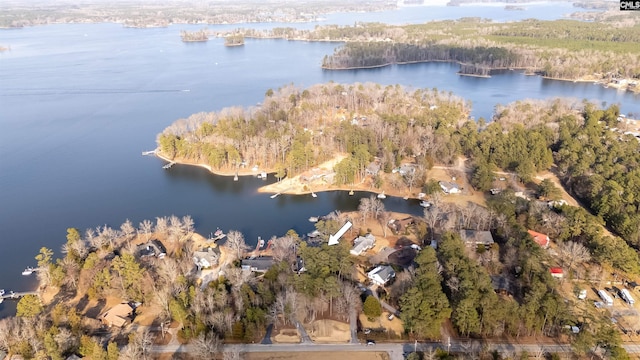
[0,290,38,301]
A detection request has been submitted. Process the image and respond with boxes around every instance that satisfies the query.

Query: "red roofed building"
[528,230,550,249]
[550,267,564,279]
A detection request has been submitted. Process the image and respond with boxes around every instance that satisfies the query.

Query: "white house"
[350,234,375,256]
[367,265,396,286]
[439,181,460,194]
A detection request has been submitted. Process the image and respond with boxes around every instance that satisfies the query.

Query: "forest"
[223,19,640,79]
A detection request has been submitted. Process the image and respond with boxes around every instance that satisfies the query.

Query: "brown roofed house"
[459,230,494,247]
[100,303,135,328]
[528,230,550,249]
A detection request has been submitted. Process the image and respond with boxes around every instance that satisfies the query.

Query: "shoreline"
[155,151,273,177]
[155,151,416,199]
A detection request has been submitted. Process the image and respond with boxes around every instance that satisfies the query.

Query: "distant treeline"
[322,43,520,76]
[222,19,640,79]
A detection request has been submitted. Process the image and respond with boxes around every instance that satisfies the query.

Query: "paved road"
[151,339,635,358]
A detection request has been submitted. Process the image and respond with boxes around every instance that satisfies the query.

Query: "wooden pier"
[0,290,38,301]
[163,162,176,169]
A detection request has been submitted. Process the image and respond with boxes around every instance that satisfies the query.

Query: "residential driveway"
[368,246,397,264]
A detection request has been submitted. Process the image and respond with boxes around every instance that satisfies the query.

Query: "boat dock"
[0,290,38,301]
[163,162,176,169]
[142,150,157,156]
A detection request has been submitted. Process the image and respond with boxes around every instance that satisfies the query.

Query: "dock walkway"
[0,290,38,301]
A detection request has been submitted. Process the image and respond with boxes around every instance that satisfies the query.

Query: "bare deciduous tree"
[191,333,221,360]
[120,219,136,241]
[271,235,298,263]
[138,220,153,242]
[559,241,591,269]
[225,230,249,260]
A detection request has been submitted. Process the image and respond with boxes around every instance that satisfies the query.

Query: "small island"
[224,34,245,47]
[180,29,209,42]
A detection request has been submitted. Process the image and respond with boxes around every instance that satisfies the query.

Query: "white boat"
[311,192,317,198]
[377,192,386,199]
[0,289,4,296]
[22,267,34,276]
[420,201,432,208]
[270,193,279,199]
[349,190,354,196]
[309,216,319,223]
[208,228,226,241]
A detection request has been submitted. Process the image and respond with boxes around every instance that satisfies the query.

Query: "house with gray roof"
[367,265,396,286]
[193,247,220,270]
[459,230,494,247]
[350,234,375,256]
[241,256,275,273]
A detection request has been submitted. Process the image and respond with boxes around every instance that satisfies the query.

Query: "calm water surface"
[1,7,639,316]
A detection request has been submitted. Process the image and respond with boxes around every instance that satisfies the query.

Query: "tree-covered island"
[217,19,640,89]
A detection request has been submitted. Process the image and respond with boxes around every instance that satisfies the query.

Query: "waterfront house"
[397,163,416,176]
[366,161,380,176]
[100,303,135,328]
[193,247,220,270]
[367,265,396,286]
[387,217,415,235]
[350,234,375,256]
[136,239,167,259]
[528,230,550,249]
[439,181,460,194]
[459,230,494,248]
[241,256,275,273]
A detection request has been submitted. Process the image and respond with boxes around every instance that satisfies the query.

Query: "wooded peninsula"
[218,19,640,87]
[3,79,640,358]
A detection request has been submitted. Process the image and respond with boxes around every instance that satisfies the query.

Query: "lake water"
[1,5,639,316]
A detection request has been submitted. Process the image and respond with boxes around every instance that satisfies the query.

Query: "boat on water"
[270,193,279,199]
[0,289,4,296]
[309,216,319,223]
[22,266,34,276]
[311,192,317,198]
[377,192,386,199]
[420,201,432,208]
[208,228,226,241]
[349,190,354,196]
